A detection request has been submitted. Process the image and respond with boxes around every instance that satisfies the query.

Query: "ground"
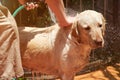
[22,63,120,80]
[75,63,120,80]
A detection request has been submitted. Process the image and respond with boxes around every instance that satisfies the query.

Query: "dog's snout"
[95,40,102,44]
[94,40,103,46]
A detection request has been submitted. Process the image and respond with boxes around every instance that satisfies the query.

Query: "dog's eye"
[85,26,90,30]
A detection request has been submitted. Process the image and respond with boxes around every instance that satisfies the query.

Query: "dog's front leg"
[60,72,75,80]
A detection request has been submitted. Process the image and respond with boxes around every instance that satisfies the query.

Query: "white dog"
[19,10,105,80]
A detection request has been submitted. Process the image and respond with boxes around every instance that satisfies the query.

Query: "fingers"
[26,2,39,10]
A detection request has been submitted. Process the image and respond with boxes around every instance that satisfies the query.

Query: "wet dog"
[19,10,105,80]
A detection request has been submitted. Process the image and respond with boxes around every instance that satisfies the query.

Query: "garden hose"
[12,2,39,17]
[12,1,56,24]
[13,5,25,17]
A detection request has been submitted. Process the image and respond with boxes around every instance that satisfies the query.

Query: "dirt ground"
[74,63,120,80]
[23,63,120,80]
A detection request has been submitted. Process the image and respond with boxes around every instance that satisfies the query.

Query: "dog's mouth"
[95,40,103,46]
[91,40,104,49]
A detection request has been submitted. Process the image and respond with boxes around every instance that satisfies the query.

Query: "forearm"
[45,0,70,27]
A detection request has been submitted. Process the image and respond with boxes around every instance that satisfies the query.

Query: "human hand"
[58,16,75,27]
[25,2,39,10]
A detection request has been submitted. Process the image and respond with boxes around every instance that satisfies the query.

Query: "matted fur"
[19,10,105,80]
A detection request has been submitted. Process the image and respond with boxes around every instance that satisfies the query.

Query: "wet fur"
[19,10,105,80]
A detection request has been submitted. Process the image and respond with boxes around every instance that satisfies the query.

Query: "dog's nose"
[94,40,103,46]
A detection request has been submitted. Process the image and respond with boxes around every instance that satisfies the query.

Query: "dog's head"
[72,10,106,49]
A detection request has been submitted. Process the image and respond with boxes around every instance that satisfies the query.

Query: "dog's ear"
[99,13,106,36]
[71,21,81,43]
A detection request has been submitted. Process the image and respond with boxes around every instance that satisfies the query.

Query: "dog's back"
[19,25,64,75]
